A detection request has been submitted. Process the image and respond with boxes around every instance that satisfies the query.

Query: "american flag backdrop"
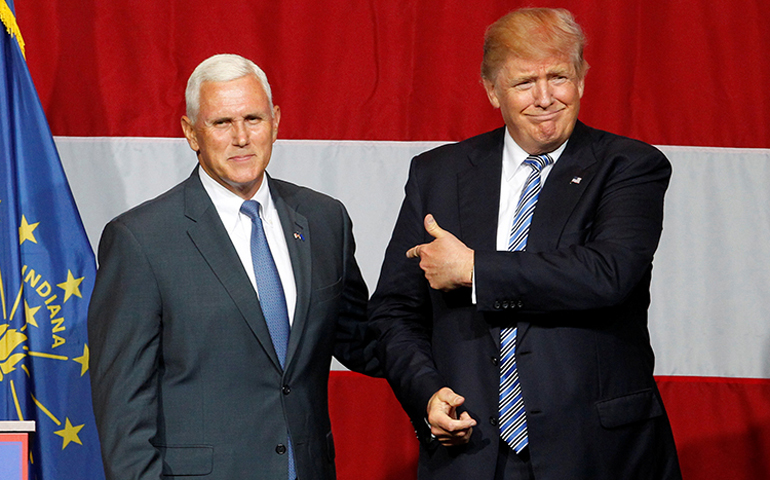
[15,0,770,479]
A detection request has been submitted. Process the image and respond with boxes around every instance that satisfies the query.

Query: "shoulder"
[404,127,505,191]
[117,183,185,223]
[269,177,348,218]
[575,122,668,164]
[413,127,504,165]
[563,122,672,196]
[104,174,195,240]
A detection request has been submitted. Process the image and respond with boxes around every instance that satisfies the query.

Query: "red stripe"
[657,375,770,386]
[328,372,418,480]
[330,373,770,480]
[657,376,770,480]
[16,0,770,147]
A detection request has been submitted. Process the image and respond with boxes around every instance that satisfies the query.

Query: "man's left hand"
[406,214,474,291]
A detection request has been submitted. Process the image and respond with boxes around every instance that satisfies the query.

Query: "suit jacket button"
[489,416,498,426]
[276,444,287,455]
[516,300,524,309]
[491,356,499,366]
[282,385,291,395]
[502,301,510,309]
[493,301,501,309]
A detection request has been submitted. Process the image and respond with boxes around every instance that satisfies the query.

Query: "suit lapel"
[269,179,311,372]
[528,121,598,253]
[458,128,504,252]
[183,170,285,372]
[457,129,505,349]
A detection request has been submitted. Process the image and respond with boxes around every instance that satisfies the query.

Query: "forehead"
[496,54,576,80]
[198,76,269,113]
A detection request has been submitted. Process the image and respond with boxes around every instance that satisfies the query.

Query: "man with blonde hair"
[370,8,682,479]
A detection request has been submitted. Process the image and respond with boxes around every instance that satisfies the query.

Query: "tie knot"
[240,200,262,221]
[524,154,553,173]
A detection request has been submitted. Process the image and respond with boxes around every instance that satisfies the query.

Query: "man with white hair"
[89,54,377,480]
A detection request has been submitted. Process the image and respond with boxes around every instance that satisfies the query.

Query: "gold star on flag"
[18,215,39,245]
[57,270,84,303]
[73,344,90,376]
[24,300,40,328]
[54,418,84,449]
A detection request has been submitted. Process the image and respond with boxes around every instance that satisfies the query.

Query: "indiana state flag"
[1,1,105,478]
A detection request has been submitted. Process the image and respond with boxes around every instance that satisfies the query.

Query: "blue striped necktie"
[240,200,296,480]
[499,153,553,453]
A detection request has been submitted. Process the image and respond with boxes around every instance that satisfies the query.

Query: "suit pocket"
[595,388,664,429]
[313,277,343,303]
[158,445,214,476]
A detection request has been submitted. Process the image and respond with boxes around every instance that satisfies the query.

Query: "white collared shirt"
[199,168,297,326]
[495,128,568,251]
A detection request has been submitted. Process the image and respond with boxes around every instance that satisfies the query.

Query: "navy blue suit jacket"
[369,122,682,479]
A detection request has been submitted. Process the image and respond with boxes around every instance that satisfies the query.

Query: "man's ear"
[271,105,281,143]
[483,79,500,109]
[181,116,200,152]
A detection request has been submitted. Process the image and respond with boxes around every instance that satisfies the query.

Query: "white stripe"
[55,137,770,378]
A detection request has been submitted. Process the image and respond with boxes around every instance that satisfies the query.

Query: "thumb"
[438,387,465,408]
[424,214,446,239]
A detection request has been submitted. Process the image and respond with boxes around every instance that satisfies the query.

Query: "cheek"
[200,131,230,152]
[504,95,532,116]
[558,85,582,105]
[254,126,277,145]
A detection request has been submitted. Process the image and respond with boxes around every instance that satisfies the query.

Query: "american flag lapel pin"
[293,232,305,241]
[570,176,582,185]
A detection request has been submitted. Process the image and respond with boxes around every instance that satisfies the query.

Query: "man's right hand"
[426,387,477,446]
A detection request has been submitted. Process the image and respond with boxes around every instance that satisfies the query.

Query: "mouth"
[228,154,255,162]
[527,109,564,122]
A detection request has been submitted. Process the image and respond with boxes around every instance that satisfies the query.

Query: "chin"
[536,129,567,147]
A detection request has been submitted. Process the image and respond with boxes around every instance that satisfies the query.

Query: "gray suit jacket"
[89,169,377,480]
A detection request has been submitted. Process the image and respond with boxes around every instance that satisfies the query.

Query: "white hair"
[185,54,273,123]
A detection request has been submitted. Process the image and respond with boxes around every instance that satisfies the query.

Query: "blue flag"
[1,1,105,478]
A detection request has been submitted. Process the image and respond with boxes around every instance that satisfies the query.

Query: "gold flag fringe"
[1,0,25,59]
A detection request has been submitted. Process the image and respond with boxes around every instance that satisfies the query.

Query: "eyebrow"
[208,112,266,124]
[547,67,573,77]
[513,67,573,83]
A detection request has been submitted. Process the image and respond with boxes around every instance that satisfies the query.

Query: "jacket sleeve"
[88,219,163,480]
[475,143,671,313]
[367,158,447,442]
[332,201,382,376]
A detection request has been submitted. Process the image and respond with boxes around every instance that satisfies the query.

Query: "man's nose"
[232,120,249,146]
[532,80,554,107]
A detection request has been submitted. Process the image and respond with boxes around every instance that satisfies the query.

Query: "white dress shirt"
[199,169,297,325]
[495,128,568,250]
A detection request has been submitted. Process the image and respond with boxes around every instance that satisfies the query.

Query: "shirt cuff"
[471,265,477,304]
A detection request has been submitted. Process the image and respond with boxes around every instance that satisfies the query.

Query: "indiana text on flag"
[1,0,105,478]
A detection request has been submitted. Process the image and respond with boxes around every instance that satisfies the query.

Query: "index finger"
[406,245,422,258]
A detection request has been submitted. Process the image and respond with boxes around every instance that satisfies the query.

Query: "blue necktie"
[240,200,296,479]
[499,154,553,454]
